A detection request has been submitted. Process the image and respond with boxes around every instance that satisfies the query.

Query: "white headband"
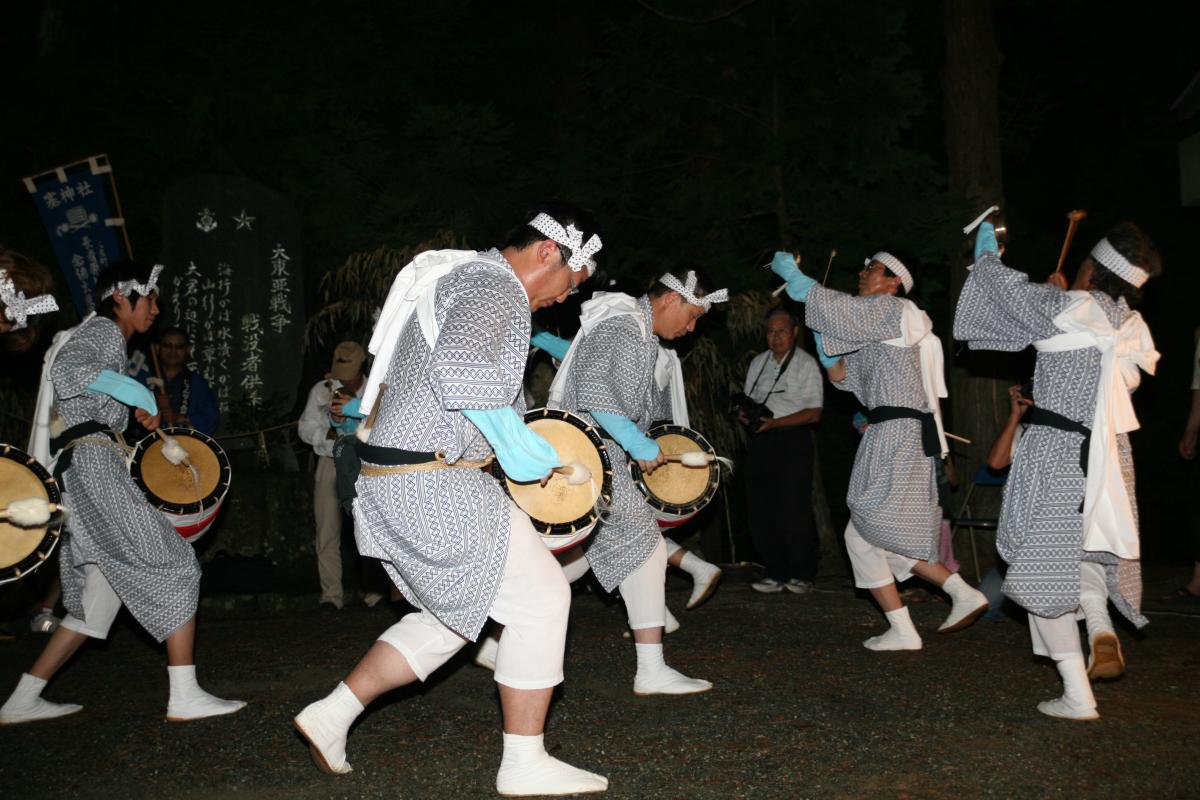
[1090,238,1149,288]
[659,270,729,311]
[100,264,164,301]
[0,268,58,330]
[864,251,913,293]
[527,213,602,275]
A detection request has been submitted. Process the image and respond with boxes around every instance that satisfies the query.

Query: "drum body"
[129,428,231,543]
[493,409,613,553]
[629,424,720,528]
[0,444,64,585]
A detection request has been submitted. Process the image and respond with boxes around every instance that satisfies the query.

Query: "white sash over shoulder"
[882,300,949,457]
[28,312,96,469]
[1033,291,1158,559]
[547,292,689,427]
[360,249,506,417]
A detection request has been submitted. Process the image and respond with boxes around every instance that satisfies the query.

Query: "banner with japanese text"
[22,154,128,316]
[161,175,304,421]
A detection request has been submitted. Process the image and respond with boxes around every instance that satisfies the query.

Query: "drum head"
[496,409,613,536]
[631,424,720,516]
[130,428,231,514]
[0,444,63,585]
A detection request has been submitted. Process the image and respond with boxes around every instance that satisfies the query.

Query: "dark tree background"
[2,1,1197,562]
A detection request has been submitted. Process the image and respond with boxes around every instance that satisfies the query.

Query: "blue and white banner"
[23,154,127,316]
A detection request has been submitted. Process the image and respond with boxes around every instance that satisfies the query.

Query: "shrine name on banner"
[161,175,304,419]
[22,155,128,315]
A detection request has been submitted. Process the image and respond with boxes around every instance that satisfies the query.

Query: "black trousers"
[746,426,819,582]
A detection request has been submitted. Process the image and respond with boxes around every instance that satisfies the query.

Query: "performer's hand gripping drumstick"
[1055,209,1088,275]
[771,249,836,297]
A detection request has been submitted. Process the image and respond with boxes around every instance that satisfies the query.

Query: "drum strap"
[50,421,114,480]
[866,406,940,458]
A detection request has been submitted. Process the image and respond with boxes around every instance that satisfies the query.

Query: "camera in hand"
[731,392,774,431]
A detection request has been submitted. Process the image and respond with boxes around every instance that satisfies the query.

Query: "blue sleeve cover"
[974,221,1000,262]
[591,410,660,461]
[531,331,571,361]
[87,369,158,414]
[463,406,560,482]
[770,251,816,301]
[340,396,366,419]
[812,331,840,369]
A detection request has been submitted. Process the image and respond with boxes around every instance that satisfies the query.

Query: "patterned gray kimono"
[806,285,941,562]
[52,316,200,642]
[953,253,1145,625]
[549,295,670,591]
[352,252,529,640]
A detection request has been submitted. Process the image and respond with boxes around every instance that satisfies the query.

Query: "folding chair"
[948,464,1008,582]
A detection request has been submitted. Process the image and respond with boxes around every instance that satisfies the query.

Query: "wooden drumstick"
[664,451,715,466]
[820,249,838,286]
[944,431,972,445]
[156,429,191,467]
[149,342,175,421]
[1055,209,1088,274]
[0,498,61,526]
[771,252,803,297]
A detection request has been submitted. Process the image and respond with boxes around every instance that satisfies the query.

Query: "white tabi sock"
[475,634,500,671]
[864,607,923,651]
[294,681,363,775]
[166,664,246,722]
[1038,654,1099,721]
[679,552,723,610]
[937,573,989,633]
[0,673,82,725]
[496,732,608,797]
[632,642,712,696]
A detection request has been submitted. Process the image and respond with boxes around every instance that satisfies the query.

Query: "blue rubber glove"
[87,369,158,414]
[591,410,660,461]
[531,331,571,361]
[463,407,559,482]
[974,221,1000,262]
[812,331,840,369]
[340,396,366,419]
[770,251,816,302]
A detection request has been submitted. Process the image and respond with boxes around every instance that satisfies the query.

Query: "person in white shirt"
[297,341,372,611]
[741,307,825,594]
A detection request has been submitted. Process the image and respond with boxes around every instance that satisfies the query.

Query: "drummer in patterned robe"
[293,205,609,797]
[772,251,988,651]
[0,261,245,725]
[546,270,725,696]
[954,219,1161,720]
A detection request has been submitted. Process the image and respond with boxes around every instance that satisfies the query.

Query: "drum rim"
[629,423,721,516]
[129,427,232,516]
[0,443,64,585]
[493,408,614,536]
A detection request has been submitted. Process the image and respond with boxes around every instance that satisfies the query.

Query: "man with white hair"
[772,250,987,651]
[293,203,609,796]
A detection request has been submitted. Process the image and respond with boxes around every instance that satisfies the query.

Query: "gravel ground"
[0,577,1196,800]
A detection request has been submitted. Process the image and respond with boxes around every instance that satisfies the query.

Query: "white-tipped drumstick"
[156,429,191,466]
[553,462,593,486]
[0,498,61,527]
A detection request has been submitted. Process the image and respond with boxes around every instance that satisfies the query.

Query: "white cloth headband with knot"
[0,268,59,331]
[100,264,164,301]
[527,213,602,275]
[1091,238,1149,288]
[864,251,913,293]
[659,270,729,311]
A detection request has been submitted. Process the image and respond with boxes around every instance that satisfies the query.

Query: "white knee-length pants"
[843,521,917,589]
[377,503,571,691]
[560,537,667,630]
